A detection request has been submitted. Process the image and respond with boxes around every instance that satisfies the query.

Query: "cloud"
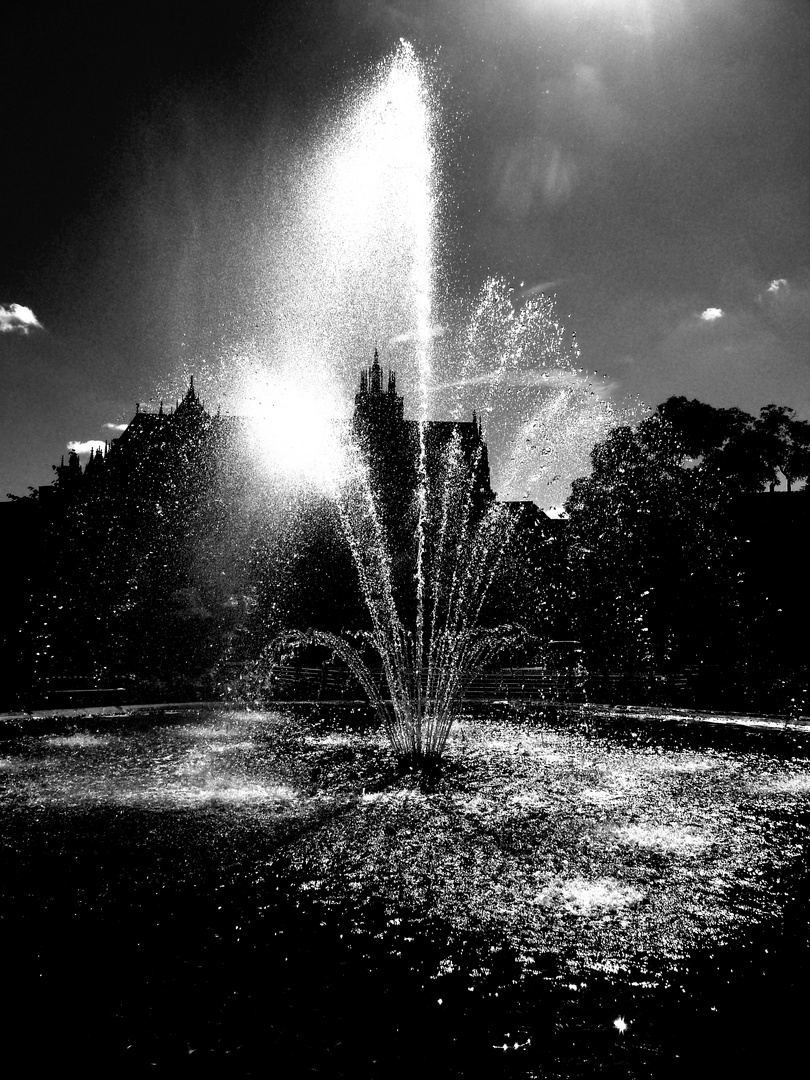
[0,303,43,334]
[103,422,128,432]
[699,308,724,321]
[753,275,810,361]
[67,439,105,456]
[642,289,810,420]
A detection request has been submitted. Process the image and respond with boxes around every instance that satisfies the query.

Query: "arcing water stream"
[252,43,626,765]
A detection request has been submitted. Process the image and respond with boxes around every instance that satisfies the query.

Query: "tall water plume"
[226,41,439,501]
[254,43,518,765]
[253,43,631,765]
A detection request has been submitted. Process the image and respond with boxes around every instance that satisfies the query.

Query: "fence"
[265,665,587,704]
[259,664,805,715]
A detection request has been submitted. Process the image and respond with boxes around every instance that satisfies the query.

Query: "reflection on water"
[278,714,810,985]
[533,877,644,913]
[0,709,305,811]
[759,773,810,794]
[2,716,809,952]
[1,707,809,1076]
[2,710,807,960]
[45,733,114,749]
[615,823,713,854]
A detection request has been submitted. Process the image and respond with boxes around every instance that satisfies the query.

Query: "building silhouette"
[352,347,494,551]
[3,354,804,711]
[4,353,540,703]
[38,355,494,519]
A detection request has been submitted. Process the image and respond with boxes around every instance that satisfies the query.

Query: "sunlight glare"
[241,375,350,492]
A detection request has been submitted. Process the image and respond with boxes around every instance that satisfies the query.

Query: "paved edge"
[1,698,808,733]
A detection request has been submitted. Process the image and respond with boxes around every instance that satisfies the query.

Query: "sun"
[240,375,351,493]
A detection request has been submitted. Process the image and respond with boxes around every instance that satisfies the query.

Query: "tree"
[655,396,748,458]
[655,396,774,491]
[563,399,765,674]
[755,405,810,492]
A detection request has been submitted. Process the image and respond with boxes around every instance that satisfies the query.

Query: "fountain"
[245,42,622,769]
[270,441,524,767]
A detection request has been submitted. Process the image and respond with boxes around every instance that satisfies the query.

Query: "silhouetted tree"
[563,401,762,673]
[755,405,810,491]
[655,396,775,491]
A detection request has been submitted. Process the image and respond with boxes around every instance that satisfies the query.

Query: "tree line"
[4,395,808,710]
[557,399,810,707]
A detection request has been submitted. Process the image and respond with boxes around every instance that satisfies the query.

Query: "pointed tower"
[369,349,382,394]
[57,449,83,489]
[174,374,207,427]
[352,346,413,534]
[354,348,404,425]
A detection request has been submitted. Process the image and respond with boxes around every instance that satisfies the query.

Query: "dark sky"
[2,0,809,502]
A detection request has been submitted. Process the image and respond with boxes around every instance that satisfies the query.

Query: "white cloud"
[0,303,44,334]
[67,440,105,456]
[699,308,724,321]
[649,297,810,418]
[103,422,128,432]
[757,278,790,304]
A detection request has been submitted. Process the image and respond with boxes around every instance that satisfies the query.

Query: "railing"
[263,665,588,703]
[261,665,778,711]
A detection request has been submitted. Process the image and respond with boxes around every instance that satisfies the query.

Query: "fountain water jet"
[249,43,523,767]
[253,43,629,767]
[272,439,524,766]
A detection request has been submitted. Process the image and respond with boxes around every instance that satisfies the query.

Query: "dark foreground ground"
[1,706,808,1078]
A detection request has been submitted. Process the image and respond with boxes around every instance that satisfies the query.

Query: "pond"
[1,706,808,1077]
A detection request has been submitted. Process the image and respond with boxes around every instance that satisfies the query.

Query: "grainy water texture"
[2,708,809,1074]
[3,710,808,972]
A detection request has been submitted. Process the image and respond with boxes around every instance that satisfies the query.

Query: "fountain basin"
[1,705,808,1076]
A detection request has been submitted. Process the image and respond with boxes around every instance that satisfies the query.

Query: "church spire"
[370,348,382,393]
[182,374,198,404]
[354,344,404,421]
